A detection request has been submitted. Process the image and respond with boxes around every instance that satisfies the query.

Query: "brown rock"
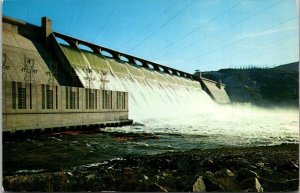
[215,168,234,178]
[240,177,263,192]
[237,168,259,182]
[193,176,206,192]
[202,177,224,191]
[154,183,168,192]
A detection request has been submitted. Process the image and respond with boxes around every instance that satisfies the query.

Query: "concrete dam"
[2,16,230,135]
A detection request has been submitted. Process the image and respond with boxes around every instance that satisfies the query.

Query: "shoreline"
[3,143,299,192]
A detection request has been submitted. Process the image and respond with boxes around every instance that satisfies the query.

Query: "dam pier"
[2,16,230,137]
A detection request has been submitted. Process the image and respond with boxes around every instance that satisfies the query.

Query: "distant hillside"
[202,62,299,107]
[274,62,299,71]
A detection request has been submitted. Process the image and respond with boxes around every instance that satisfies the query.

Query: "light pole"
[84,67,95,89]
[21,56,37,83]
[100,70,109,90]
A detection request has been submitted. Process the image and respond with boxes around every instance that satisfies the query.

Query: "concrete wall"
[2,16,73,86]
[200,78,230,104]
[2,81,130,133]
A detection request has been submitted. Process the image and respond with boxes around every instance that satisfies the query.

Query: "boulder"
[215,168,234,178]
[201,159,215,170]
[237,168,259,182]
[235,158,251,168]
[240,177,263,192]
[263,178,299,192]
[147,183,168,192]
[193,176,206,192]
[260,167,274,178]
[143,175,149,180]
[255,162,265,168]
[154,183,168,192]
[177,160,189,171]
[202,177,224,191]
[283,179,299,191]
[85,174,96,180]
[281,161,299,171]
[204,171,215,180]
[262,180,282,192]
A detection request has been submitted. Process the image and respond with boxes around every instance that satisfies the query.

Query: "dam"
[2,16,230,135]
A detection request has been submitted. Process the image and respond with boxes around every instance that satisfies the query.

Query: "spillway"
[58,45,298,148]
[60,45,215,121]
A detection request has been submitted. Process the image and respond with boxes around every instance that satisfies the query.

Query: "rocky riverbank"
[3,143,299,192]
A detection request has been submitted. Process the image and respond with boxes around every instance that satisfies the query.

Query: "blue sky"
[3,0,299,72]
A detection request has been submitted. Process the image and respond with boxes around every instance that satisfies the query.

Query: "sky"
[2,0,299,72]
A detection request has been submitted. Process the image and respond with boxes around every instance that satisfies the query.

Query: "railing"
[53,32,194,79]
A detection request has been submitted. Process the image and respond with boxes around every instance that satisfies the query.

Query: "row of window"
[11,83,126,110]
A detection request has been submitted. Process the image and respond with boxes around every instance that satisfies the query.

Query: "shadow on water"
[3,130,219,175]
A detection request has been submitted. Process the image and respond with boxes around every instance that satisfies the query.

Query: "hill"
[202,62,299,107]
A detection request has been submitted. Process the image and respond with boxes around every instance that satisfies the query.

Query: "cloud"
[242,26,298,38]
[236,26,297,40]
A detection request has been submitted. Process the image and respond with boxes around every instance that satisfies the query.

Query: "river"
[3,103,298,174]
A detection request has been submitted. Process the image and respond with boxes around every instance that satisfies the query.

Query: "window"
[66,87,79,109]
[95,90,97,109]
[86,89,97,109]
[116,92,126,109]
[42,85,54,109]
[12,81,16,109]
[56,86,58,109]
[123,92,126,109]
[70,91,75,109]
[89,92,94,109]
[77,88,79,109]
[42,85,45,109]
[18,87,26,109]
[29,83,32,109]
[116,92,121,109]
[85,89,89,109]
[102,90,112,109]
[46,89,53,109]
[66,87,69,109]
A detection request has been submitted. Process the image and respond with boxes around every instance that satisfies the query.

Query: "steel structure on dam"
[2,16,230,135]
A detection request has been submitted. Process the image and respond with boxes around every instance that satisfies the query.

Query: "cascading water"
[72,50,215,121]
[63,46,299,147]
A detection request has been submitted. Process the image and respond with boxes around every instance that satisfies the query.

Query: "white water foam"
[75,59,212,121]
[73,54,298,146]
[104,103,299,146]
[119,73,297,146]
